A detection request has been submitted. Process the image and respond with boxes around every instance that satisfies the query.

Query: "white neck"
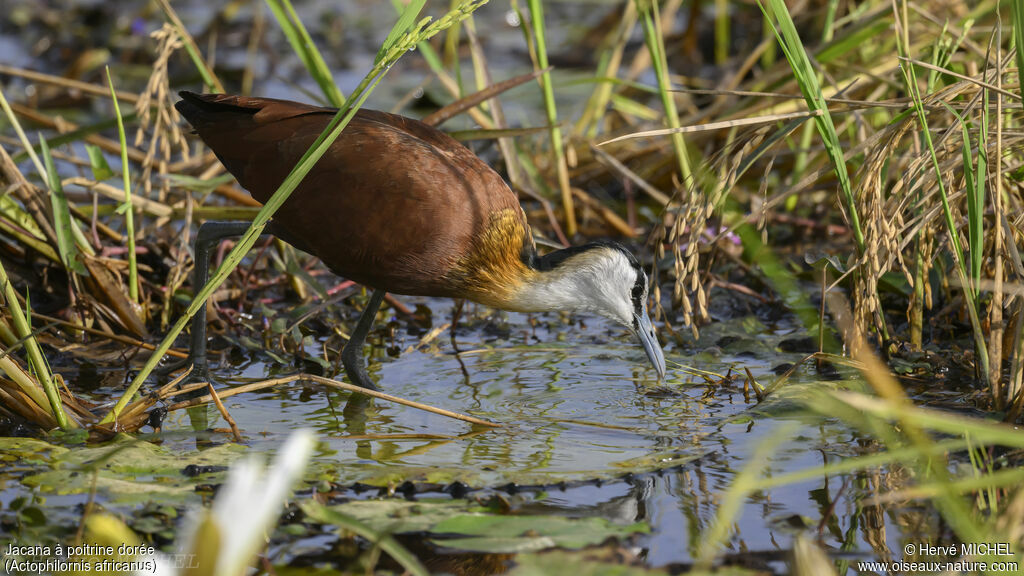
[506,266,592,314]
[502,247,638,327]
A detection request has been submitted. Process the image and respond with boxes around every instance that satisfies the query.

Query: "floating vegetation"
[1,0,1023,573]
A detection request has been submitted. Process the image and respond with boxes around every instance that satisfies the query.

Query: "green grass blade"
[637,0,694,187]
[714,0,728,64]
[816,16,889,64]
[388,0,445,78]
[760,11,776,69]
[265,0,346,106]
[0,84,46,179]
[379,0,428,63]
[0,260,72,429]
[85,144,114,181]
[759,0,864,251]
[527,0,577,236]
[575,2,637,138]
[39,136,87,275]
[106,67,139,303]
[0,196,60,262]
[1012,0,1024,98]
[943,102,985,293]
[785,0,837,209]
[897,45,989,380]
[975,89,989,292]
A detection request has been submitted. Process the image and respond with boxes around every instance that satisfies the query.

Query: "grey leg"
[341,288,385,391]
[188,221,259,382]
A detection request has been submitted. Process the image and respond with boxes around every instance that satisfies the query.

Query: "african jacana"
[175,91,666,390]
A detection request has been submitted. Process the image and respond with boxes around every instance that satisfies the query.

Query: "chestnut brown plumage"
[176,92,665,390]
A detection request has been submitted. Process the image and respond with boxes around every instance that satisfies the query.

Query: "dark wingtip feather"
[175,92,261,129]
[174,91,205,126]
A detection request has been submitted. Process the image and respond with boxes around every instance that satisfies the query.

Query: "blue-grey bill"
[634,311,666,380]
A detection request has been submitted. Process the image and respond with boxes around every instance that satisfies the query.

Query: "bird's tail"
[173,91,332,205]
[175,91,329,129]
[174,91,261,128]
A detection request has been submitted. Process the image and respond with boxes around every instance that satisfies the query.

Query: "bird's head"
[527,241,667,379]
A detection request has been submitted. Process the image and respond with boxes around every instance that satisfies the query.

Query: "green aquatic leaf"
[510,550,763,575]
[86,144,114,181]
[40,135,87,275]
[301,500,430,576]
[431,514,648,553]
[53,435,244,473]
[318,498,493,534]
[0,437,69,461]
[748,376,865,417]
[20,436,247,499]
[321,498,648,554]
[510,549,672,576]
[611,451,698,471]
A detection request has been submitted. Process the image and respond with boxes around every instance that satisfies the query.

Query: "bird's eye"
[630,279,645,309]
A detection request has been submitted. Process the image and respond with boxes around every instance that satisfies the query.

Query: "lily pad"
[510,549,668,576]
[319,498,648,554]
[52,434,244,474]
[20,435,247,500]
[610,451,699,471]
[749,375,866,417]
[318,498,487,534]
[0,437,69,462]
[432,514,648,553]
[510,549,767,576]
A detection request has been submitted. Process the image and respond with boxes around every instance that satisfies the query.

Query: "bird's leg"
[449,299,471,383]
[187,221,261,384]
[341,288,385,391]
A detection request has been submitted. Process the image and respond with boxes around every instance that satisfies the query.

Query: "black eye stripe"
[630,272,645,315]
